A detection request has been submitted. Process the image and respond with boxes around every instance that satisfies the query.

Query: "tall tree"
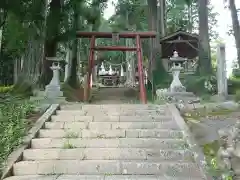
[41,0,62,86]
[226,0,240,66]
[147,0,169,90]
[197,0,212,74]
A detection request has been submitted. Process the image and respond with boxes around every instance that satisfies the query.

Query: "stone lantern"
[169,51,187,93]
[45,57,64,100]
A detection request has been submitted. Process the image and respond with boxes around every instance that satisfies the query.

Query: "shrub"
[184,75,217,95]
[228,78,240,94]
[10,81,33,97]
[232,68,240,78]
[61,82,84,102]
[0,99,35,173]
[0,85,14,94]
[234,90,240,102]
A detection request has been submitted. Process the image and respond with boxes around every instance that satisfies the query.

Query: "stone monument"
[217,43,228,100]
[169,51,187,92]
[45,57,64,101]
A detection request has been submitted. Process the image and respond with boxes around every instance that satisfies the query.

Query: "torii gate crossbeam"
[76,31,157,104]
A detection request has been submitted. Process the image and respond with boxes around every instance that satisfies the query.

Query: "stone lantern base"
[45,84,63,98]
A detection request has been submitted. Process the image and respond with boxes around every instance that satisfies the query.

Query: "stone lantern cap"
[46,57,67,66]
[46,57,63,61]
[169,51,187,63]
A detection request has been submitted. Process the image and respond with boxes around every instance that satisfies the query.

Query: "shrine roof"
[160,30,199,59]
[160,30,199,42]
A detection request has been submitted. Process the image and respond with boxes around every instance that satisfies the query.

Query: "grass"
[182,107,235,179]
[63,141,76,149]
[199,94,215,104]
[0,98,36,175]
[183,108,236,121]
[200,141,234,179]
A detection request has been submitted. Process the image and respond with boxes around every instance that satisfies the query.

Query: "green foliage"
[0,85,14,94]
[166,0,218,38]
[0,52,14,86]
[228,78,240,94]
[234,90,240,102]
[184,75,217,95]
[228,67,240,94]
[152,58,171,87]
[232,68,240,78]
[0,99,35,174]
[202,141,233,179]
[61,82,84,102]
[2,13,28,57]
[10,78,33,97]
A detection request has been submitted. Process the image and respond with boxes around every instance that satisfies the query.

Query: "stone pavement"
[4,104,208,180]
[91,87,139,104]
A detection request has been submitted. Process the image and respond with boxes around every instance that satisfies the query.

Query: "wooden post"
[136,35,147,103]
[85,36,95,101]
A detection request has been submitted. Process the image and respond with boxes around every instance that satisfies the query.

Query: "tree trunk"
[0,28,2,53]
[15,38,42,89]
[187,4,193,32]
[147,0,158,70]
[229,0,240,66]
[147,0,168,92]
[64,47,71,82]
[68,2,79,88]
[159,0,166,37]
[197,0,212,75]
[15,0,48,88]
[42,0,61,86]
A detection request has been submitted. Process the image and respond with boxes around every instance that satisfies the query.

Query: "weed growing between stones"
[0,99,36,175]
[64,131,79,138]
[63,140,76,149]
[183,108,235,121]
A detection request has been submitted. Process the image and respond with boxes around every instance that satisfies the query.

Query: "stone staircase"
[4,104,207,180]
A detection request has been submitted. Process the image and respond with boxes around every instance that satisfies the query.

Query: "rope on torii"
[109,65,113,75]
[104,60,127,66]
[120,64,124,77]
[99,60,126,76]
[99,62,107,75]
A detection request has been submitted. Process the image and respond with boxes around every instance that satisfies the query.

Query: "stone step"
[56,109,167,116]
[44,121,179,130]
[31,138,187,149]
[23,148,192,161]
[61,104,167,111]
[13,160,203,177]
[3,175,205,180]
[38,129,183,139]
[50,115,172,122]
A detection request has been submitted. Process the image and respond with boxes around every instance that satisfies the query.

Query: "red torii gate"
[76,31,157,104]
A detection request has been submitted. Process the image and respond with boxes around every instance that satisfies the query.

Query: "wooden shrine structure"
[76,31,157,104]
[160,30,199,73]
